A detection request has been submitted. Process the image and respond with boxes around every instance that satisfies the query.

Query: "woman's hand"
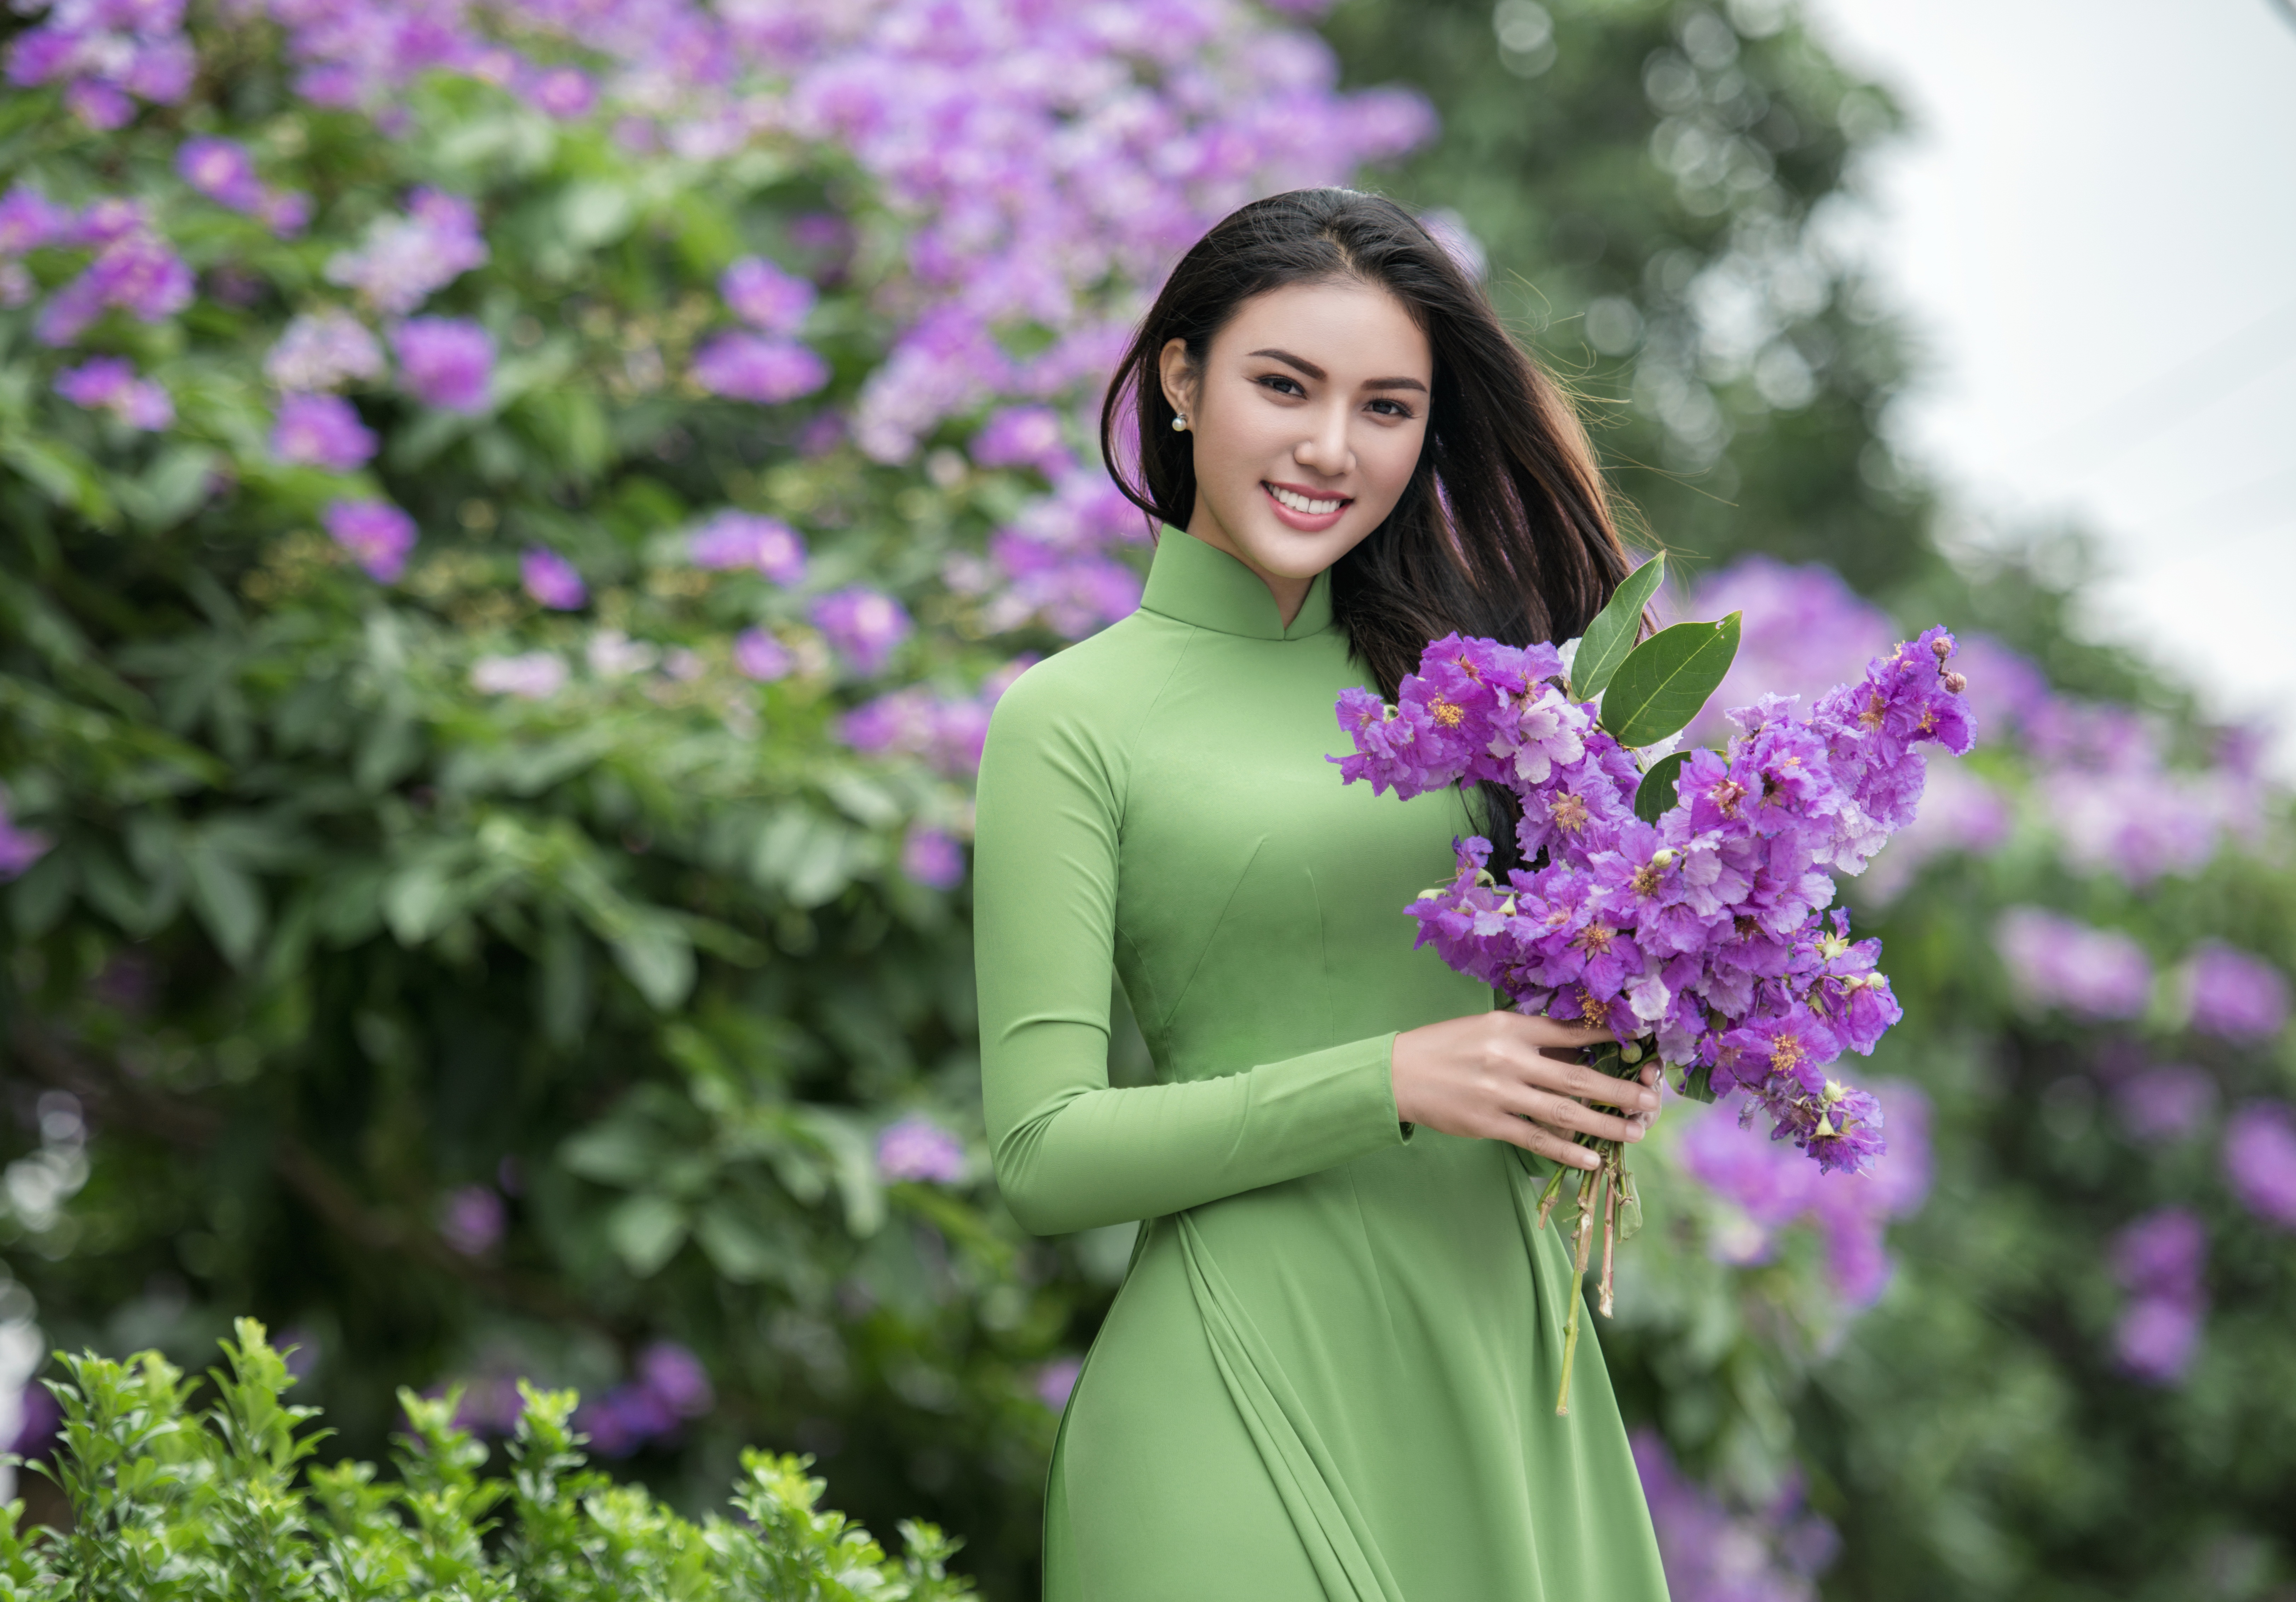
[1391,1012,1661,1170]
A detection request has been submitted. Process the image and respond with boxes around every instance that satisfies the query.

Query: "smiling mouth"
[1264,482,1351,516]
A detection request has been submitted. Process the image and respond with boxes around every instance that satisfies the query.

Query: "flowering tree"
[4,0,2293,1594]
[0,0,1427,1583]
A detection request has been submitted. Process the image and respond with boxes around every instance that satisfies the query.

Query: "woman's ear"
[1157,337,1197,422]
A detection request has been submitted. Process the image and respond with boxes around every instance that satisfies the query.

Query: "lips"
[1262,480,1352,532]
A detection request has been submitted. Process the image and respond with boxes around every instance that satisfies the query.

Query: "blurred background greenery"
[2,1,2291,1598]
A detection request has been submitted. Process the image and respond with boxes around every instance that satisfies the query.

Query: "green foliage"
[1631,748,1692,826]
[1,1319,973,1601]
[1567,551,1664,702]
[1598,613,1742,749]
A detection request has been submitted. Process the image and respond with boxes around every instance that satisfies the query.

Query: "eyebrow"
[1248,347,1428,394]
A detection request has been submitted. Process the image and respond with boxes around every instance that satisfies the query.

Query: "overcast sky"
[1807,0,2296,765]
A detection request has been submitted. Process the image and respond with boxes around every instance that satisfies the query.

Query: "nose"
[1293,399,1352,479]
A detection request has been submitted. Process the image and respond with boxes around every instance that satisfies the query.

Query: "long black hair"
[1100,187,1634,871]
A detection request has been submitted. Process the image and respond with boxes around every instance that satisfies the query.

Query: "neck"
[1183,507,1312,629]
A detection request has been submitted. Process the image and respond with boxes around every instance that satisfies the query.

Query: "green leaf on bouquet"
[1568,552,1666,702]
[1599,612,1742,749]
[1675,1064,1720,1104]
[1633,749,1694,824]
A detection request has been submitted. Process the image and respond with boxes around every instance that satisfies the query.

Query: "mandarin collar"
[1138,525,1334,641]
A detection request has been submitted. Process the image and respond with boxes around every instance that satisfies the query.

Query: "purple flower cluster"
[34,206,194,346]
[270,392,375,470]
[970,405,1071,476]
[177,135,308,236]
[732,628,792,682]
[720,255,814,336]
[1033,1356,1083,1412]
[322,497,415,582]
[1337,630,1978,1174]
[687,511,807,583]
[0,790,54,882]
[1632,1429,1839,1602]
[838,659,1032,778]
[876,1116,965,1183]
[520,548,587,611]
[691,332,830,404]
[2184,944,2290,1042]
[7,0,195,131]
[901,824,965,890]
[2223,1101,2296,1229]
[324,188,488,315]
[55,356,173,430]
[264,309,385,392]
[1992,908,2152,1022]
[1685,558,2266,893]
[571,1341,715,1458]
[393,317,494,411]
[438,1184,506,1256]
[974,467,1148,639]
[812,588,912,678]
[1678,1084,1932,1308]
[2110,1207,2206,1383]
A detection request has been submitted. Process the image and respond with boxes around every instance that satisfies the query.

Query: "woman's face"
[1160,277,1432,621]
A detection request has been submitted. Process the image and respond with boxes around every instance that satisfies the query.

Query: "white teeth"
[1268,484,1344,515]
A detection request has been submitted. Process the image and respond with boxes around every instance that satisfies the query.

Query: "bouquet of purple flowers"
[1333,555,1973,1410]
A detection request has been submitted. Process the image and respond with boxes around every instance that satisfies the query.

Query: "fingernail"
[1626,1127,1643,1141]
[1640,1093,1659,1110]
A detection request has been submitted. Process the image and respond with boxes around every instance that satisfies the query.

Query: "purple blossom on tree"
[812,587,911,677]
[2222,1101,2296,1229]
[691,332,830,404]
[2110,1207,2206,1383]
[687,511,806,583]
[732,628,792,682]
[1994,907,2152,1021]
[970,405,1071,474]
[2185,944,2290,1042]
[520,548,587,611]
[322,497,416,582]
[876,1116,965,1183]
[0,791,54,881]
[177,135,264,212]
[720,255,815,335]
[2113,1065,2218,1142]
[0,185,69,254]
[270,392,376,470]
[438,1185,505,1256]
[520,63,596,119]
[1633,1429,1839,1601]
[1034,1357,1082,1412]
[902,825,965,890]
[35,228,194,346]
[324,186,488,314]
[265,309,384,391]
[7,0,194,128]
[392,317,494,411]
[54,356,173,430]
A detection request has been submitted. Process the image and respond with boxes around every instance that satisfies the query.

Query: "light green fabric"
[975,526,1670,1601]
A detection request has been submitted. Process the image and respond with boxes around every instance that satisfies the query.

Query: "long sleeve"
[974,649,1409,1238]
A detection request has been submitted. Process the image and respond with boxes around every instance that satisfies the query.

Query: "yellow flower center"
[1428,696,1465,728]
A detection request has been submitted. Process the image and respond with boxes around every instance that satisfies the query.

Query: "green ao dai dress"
[974,526,1669,1601]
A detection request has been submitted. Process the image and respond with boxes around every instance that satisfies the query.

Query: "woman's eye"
[1368,398,1415,419]
[1255,373,1306,397]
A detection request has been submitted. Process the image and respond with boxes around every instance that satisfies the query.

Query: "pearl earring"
[1171,414,1188,432]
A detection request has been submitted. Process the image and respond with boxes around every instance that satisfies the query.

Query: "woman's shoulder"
[984,609,1194,749]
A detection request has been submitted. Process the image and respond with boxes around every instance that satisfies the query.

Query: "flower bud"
[1943,670,1966,694]
[1930,636,1951,659]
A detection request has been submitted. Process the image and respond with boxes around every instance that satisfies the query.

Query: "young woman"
[974,188,1669,1601]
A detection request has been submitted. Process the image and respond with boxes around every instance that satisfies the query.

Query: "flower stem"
[1598,1151,1620,1318]
[1556,1162,1608,1416]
